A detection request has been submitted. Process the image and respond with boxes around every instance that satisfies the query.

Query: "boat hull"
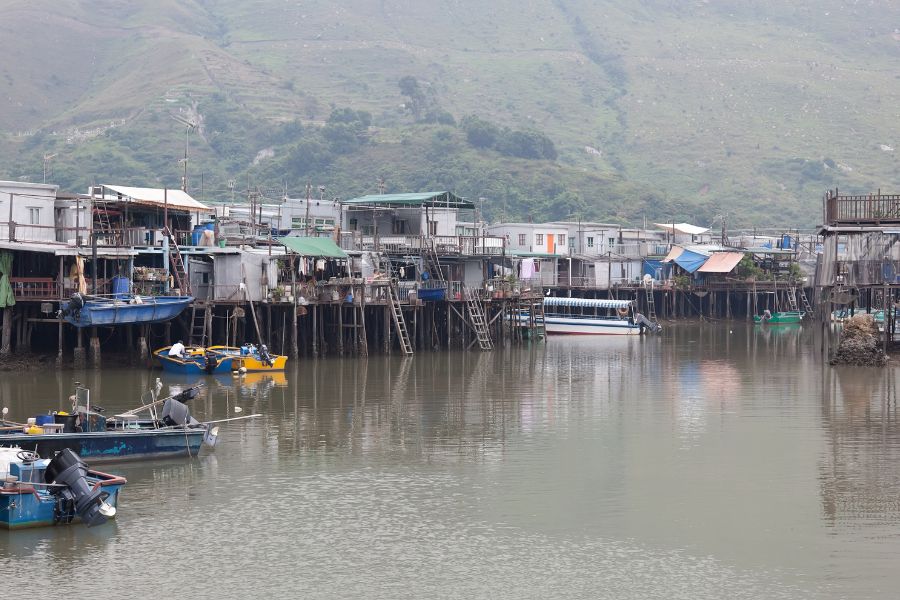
[207,346,288,371]
[513,314,642,335]
[0,475,124,529]
[0,429,205,463]
[753,311,804,324]
[64,296,193,327]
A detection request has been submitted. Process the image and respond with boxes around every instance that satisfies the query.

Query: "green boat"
[753,310,804,324]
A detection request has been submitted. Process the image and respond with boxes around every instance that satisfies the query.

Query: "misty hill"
[1,0,898,227]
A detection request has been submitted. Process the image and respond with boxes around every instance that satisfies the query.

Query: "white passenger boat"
[516,297,661,335]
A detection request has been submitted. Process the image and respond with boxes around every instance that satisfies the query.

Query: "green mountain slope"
[1,0,898,227]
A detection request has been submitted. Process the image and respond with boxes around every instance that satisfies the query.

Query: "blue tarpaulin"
[643,259,668,280]
[673,248,709,273]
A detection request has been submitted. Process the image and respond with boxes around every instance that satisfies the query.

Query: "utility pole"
[304,181,312,236]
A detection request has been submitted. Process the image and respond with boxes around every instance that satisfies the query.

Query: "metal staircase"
[463,285,493,350]
[162,227,191,295]
[387,282,413,355]
[189,302,209,346]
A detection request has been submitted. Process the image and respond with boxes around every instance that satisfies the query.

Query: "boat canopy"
[544,297,632,309]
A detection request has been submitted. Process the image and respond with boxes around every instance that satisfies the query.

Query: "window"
[315,218,336,231]
[569,236,575,248]
[608,237,616,248]
[291,216,307,229]
[456,225,466,235]
[536,233,544,245]
[518,233,526,245]
[587,236,594,248]
[28,207,41,225]
[428,220,437,236]
[362,225,374,235]
[558,235,566,248]
[349,218,358,231]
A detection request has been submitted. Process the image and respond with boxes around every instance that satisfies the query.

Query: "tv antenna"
[172,114,197,191]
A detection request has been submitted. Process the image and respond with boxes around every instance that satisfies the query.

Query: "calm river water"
[1,324,899,599]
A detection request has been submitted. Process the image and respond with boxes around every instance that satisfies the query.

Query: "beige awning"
[697,252,744,273]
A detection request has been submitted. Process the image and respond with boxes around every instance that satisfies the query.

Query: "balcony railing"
[339,233,505,255]
[824,189,900,225]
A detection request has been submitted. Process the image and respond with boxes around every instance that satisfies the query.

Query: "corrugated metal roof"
[697,251,744,273]
[277,236,348,258]
[343,192,474,209]
[101,185,210,212]
[544,297,632,309]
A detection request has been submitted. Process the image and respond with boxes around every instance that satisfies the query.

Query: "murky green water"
[1,324,898,599]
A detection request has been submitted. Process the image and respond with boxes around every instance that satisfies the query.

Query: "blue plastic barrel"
[191,225,204,246]
[205,222,215,231]
[112,276,130,299]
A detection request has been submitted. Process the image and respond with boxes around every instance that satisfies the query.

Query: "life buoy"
[617,307,629,317]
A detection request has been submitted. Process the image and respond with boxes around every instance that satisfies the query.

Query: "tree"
[460,115,499,149]
[399,76,427,120]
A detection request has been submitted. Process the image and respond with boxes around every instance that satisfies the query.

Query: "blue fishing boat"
[0,447,126,529]
[154,346,234,374]
[58,293,193,327]
[0,384,217,463]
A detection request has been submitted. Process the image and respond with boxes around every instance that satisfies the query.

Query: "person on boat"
[168,340,187,359]
[761,309,772,322]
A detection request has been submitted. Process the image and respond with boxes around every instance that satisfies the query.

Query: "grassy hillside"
[1,0,898,228]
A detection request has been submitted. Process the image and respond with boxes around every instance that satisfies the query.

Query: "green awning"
[277,237,348,258]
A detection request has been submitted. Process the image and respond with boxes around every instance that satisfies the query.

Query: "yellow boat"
[207,345,288,372]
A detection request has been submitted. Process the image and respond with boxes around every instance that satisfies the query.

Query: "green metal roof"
[343,192,474,209]
[277,236,348,258]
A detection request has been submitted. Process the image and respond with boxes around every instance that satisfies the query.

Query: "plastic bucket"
[54,413,78,433]
[35,414,54,426]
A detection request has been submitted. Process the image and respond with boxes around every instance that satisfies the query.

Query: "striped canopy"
[544,297,632,309]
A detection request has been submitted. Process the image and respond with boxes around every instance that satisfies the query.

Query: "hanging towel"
[315,259,326,272]
[521,258,535,279]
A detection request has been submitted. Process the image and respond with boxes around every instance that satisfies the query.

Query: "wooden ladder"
[189,302,209,347]
[387,282,413,355]
[425,239,445,282]
[162,227,191,295]
[798,287,814,316]
[786,287,800,312]
[463,285,493,350]
[644,280,657,321]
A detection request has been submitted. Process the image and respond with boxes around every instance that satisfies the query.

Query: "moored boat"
[207,344,288,371]
[0,447,125,529]
[154,345,234,374]
[59,293,193,327]
[0,384,217,463]
[514,297,661,335]
[753,310,804,324]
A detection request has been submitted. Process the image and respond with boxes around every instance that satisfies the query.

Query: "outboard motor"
[57,293,85,320]
[44,448,115,527]
[634,312,662,334]
[161,398,202,428]
[259,344,275,366]
[204,351,218,374]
